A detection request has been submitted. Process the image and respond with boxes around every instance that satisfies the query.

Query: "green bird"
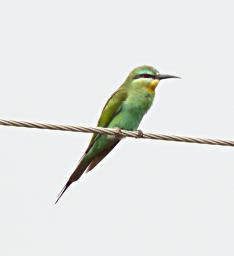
[55,65,179,203]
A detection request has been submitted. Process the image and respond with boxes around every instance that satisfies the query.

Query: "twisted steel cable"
[0,118,233,147]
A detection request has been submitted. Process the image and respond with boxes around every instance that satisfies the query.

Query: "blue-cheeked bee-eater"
[56,65,179,203]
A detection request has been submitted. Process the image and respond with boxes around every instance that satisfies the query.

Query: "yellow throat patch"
[147,79,159,93]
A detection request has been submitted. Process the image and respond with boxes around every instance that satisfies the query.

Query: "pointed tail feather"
[55,180,72,204]
[55,140,120,203]
[55,155,91,204]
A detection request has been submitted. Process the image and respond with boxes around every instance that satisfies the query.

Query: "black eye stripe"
[134,73,156,79]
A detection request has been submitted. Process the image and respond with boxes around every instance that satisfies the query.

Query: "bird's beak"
[156,74,181,80]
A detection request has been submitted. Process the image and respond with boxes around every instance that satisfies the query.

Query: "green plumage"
[56,65,178,203]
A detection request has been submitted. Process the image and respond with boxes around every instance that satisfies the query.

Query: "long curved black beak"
[157,74,181,80]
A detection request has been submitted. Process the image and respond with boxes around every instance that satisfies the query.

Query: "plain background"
[0,1,234,255]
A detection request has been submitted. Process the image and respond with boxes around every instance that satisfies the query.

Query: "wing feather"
[85,87,127,153]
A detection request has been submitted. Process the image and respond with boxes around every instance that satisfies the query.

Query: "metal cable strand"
[0,118,233,147]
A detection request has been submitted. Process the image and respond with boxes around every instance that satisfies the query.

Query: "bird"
[55,65,179,203]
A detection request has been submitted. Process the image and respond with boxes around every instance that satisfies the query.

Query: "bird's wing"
[85,86,127,153]
[55,87,127,203]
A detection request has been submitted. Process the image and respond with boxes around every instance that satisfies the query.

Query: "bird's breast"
[125,88,155,112]
[115,90,154,130]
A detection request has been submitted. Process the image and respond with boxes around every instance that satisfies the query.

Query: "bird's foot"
[137,129,144,138]
[113,127,123,139]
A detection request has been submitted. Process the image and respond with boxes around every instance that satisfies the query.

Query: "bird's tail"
[55,154,91,204]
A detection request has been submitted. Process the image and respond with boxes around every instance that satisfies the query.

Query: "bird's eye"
[134,73,156,79]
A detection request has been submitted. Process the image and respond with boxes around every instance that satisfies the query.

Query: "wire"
[0,118,233,147]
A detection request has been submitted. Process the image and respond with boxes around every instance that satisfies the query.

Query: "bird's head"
[125,65,180,93]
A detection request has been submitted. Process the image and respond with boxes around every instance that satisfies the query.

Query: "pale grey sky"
[0,0,234,255]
